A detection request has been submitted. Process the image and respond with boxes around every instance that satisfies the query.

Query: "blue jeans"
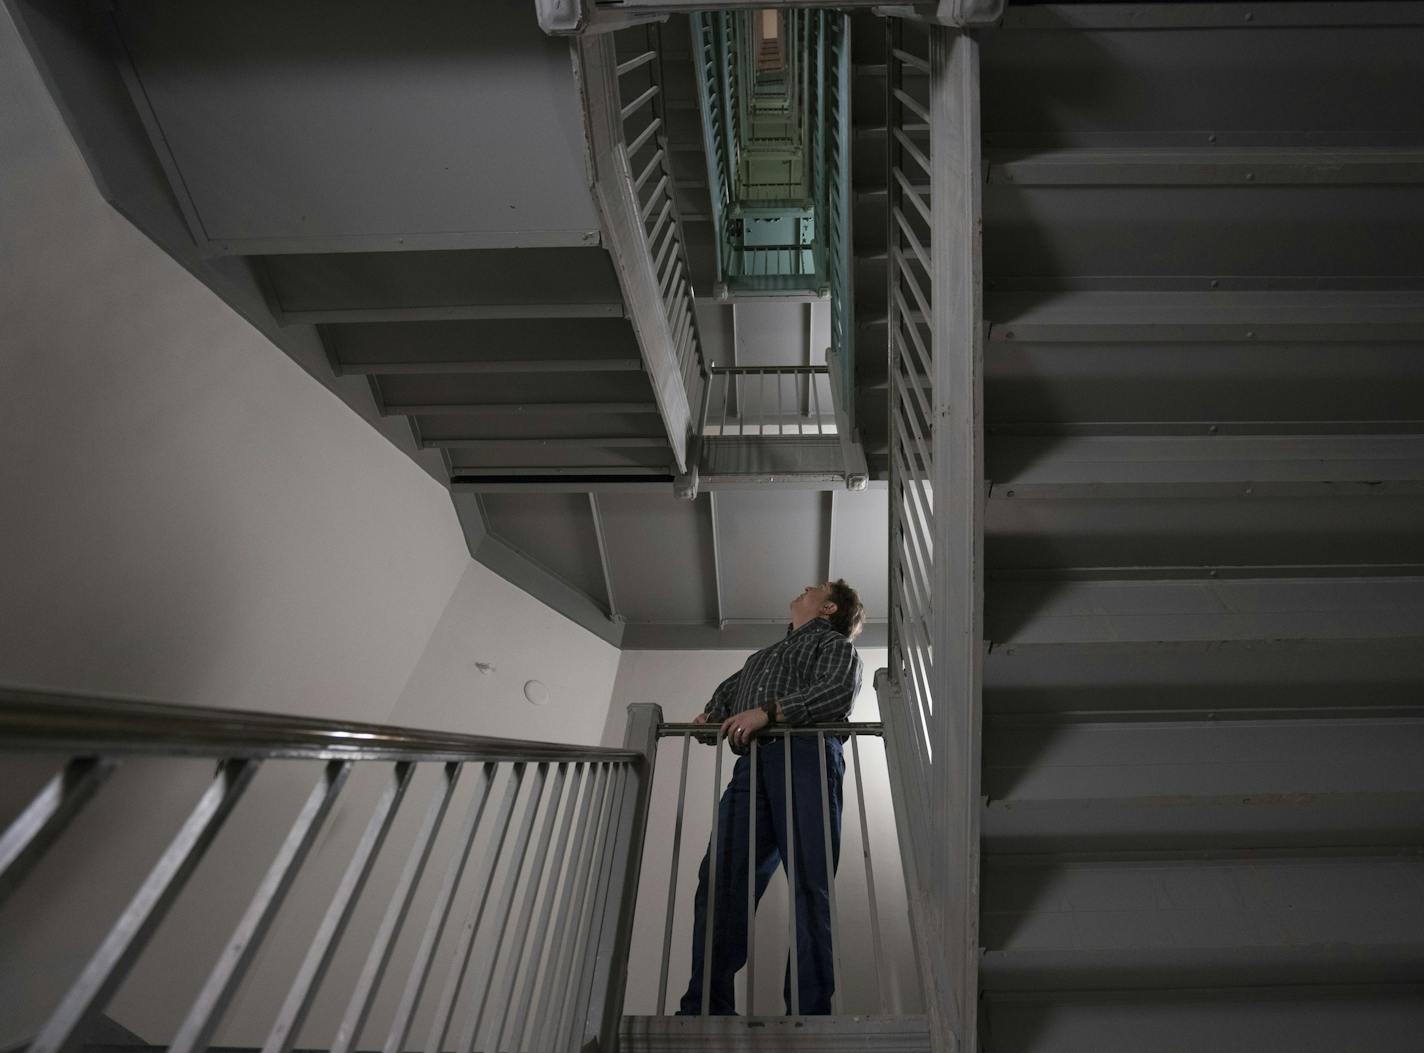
[679,735,844,1015]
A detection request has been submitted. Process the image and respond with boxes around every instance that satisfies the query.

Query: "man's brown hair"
[826,579,865,640]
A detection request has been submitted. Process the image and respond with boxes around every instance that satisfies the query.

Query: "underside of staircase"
[973,5,1424,1051]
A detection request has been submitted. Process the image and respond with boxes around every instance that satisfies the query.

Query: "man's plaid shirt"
[702,617,862,726]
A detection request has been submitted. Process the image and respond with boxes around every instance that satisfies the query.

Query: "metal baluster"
[382,762,495,1053]
[424,763,526,1053]
[172,760,353,1053]
[455,763,550,1053]
[532,763,603,1053]
[508,763,586,1049]
[776,366,784,435]
[481,764,562,1047]
[533,765,605,1051]
[850,734,888,1012]
[784,732,800,1015]
[544,764,613,1052]
[758,369,766,437]
[810,368,823,435]
[721,369,732,436]
[700,731,725,1015]
[0,756,115,908]
[569,763,633,1050]
[816,732,843,1013]
[746,737,758,1016]
[558,764,622,1051]
[31,758,258,1053]
[264,762,414,1053]
[332,762,462,1053]
[656,735,692,1014]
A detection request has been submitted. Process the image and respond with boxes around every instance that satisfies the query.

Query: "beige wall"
[0,10,620,1046]
[608,647,923,1017]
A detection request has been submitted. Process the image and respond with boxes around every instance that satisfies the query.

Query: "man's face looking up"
[790,582,837,625]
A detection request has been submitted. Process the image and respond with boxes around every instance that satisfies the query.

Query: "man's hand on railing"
[688,708,772,747]
[720,706,770,749]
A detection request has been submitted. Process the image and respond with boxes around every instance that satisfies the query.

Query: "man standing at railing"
[679,579,864,1016]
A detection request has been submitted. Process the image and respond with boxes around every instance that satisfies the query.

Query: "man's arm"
[696,668,742,724]
[721,635,863,748]
[774,636,862,726]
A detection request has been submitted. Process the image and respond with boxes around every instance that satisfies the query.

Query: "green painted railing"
[690,8,858,474]
[826,12,855,422]
[692,9,849,294]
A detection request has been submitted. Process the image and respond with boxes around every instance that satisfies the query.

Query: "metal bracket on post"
[676,367,715,499]
[825,346,871,490]
[535,0,669,36]
[534,0,583,33]
[873,0,1006,28]
[585,703,662,1051]
[674,459,701,500]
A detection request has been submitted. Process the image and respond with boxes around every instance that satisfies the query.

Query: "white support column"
[928,23,985,1053]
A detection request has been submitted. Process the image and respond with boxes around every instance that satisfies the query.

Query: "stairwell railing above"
[0,690,661,1053]
[825,11,855,427]
[577,24,710,476]
[691,9,835,296]
[537,2,1008,36]
[702,365,836,439]
[689,363,868,491]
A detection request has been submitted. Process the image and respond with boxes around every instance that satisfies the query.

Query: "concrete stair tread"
[988,434,1424,496]
[982,793,1424,856]
[619,1015,931,1052]
[980,943,1424,993]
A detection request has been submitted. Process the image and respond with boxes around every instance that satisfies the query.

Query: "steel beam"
[422,437,669,450]
[276,302,626,325]
[708,492,726,628]
[473,533,625,648]
[589,494,621,621]
[621,619,889,650]
[381,402,658,417]
[339,359,645,376]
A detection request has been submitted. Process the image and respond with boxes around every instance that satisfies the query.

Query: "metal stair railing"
[577,26,710,475]
[694,9,831,294]
[620,716,925,1019]
[0,690,662,1053]
[701,365,836,439]
[826,11,855,428]
[692,13,732,292]
[880,13,985,1053]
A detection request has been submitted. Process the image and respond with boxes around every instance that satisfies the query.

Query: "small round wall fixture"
[523,679,549,706]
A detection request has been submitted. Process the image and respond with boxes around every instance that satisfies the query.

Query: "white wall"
[608,648,923,1017]
[0,11,620,1046]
